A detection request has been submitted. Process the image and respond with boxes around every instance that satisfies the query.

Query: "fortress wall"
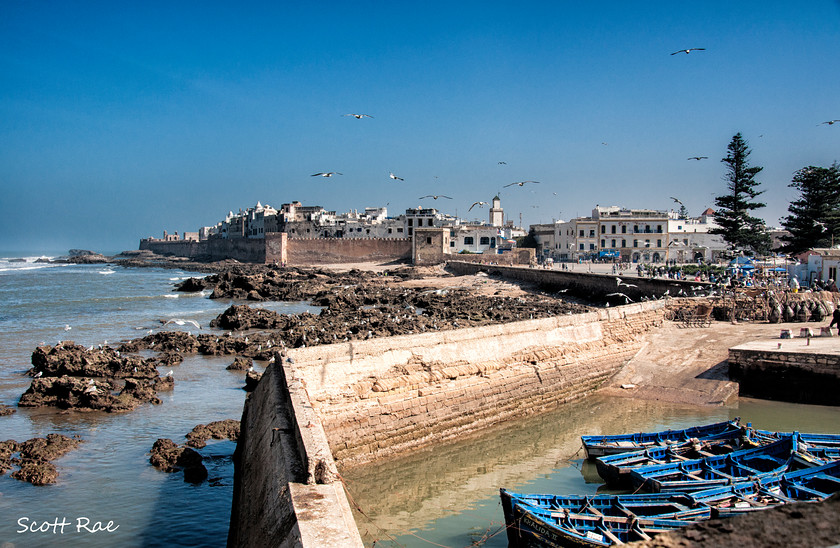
[287,301,665,467]
[228,357,363,548]
[281,237,412,265]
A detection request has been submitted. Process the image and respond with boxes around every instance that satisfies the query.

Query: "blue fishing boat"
[687,459,840,517]
[580,419,742,459]
[751,429,840,450]
[594,435,750,487]
[500,491,707,547]
[628,437,800,493]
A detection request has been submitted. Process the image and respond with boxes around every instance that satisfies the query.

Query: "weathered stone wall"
[228,358,364,548]
[287,301,665,467]
[281,237,412,265]
[728,346,840,406]
[139,238,266,262]
[447,260,708,302]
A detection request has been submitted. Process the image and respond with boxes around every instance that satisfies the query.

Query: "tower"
[489,196,504,227]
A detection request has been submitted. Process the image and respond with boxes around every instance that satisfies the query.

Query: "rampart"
[447,260,709,302]
[228,356,364,547]
[278,236,412,265]
[286,300,665,467]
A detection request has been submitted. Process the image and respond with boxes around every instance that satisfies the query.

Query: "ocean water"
[0,255,316,547]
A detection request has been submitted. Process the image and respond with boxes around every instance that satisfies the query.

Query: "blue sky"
[2,1,839,254]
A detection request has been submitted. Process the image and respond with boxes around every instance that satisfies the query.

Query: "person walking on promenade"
[830,307,840,336]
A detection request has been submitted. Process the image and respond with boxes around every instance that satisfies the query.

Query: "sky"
[2,1,839,254]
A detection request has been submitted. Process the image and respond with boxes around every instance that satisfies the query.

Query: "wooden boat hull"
[581,419,741,459]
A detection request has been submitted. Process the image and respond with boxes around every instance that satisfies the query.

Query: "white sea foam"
[162,294,179,299]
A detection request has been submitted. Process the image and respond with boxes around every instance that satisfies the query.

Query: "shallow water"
[0,257,316,547]
[341,391,840,547]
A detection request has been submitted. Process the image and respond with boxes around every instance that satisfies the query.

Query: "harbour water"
[1,254,837,547]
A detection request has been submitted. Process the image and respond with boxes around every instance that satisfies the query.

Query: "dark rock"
[185,419,240,448]
[244,371,262,392]
[30,343,157,379]
[226,357,253,371]
[11,460,58,485]
[149,438,207,483]
[0,403,15,416]
[174,277,209,292]
[18,433,82,461]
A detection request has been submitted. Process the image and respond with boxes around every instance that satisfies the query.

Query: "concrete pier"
[729,333,840,405]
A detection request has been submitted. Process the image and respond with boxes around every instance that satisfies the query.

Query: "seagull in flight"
[311,172,342,177]
[497,161,507,164]
[670,196,684,206]
[671,48,705,55]
[164,319,201,329]
[606,292,634,303]
[819,120,840,126]
[469,201,488,211]
[419,195,452,200]
[687,156,708,161]
[389,172,404,181]
[343,113,373,119]
[504,180,540,188]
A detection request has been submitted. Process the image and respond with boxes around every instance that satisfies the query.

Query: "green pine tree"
[709,133,772,255]
[779,163,840,254]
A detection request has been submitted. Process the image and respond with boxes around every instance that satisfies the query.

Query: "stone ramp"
[599,320,822,406]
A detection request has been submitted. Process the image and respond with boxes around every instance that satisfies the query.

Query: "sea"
[1,253,838,548]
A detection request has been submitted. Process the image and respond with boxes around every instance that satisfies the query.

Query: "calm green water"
[340,394,840,548]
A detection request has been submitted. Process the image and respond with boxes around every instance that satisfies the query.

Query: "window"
[579,229,584,237]
[611,225,616,234]
[408,219,413,227]
[657,239,662,247]
[621,239,626,247]
[464,236,474,245]
[397,228,403,233]
[684,239,688,245]
[388,228,392,234]
[480,237,490,245]
[426,237,432,244]
[600,226,606,234]
[830,267,837,281]
[601,239,605,248]
[589,243,595,250]
[450,241,455,247]
[428,219,434,226]
[621,225,627,234]
[408,228,413,236]
[633,240,638,248]
[611,239,616,248]
[589,229,595,237]
[579,243,585,250]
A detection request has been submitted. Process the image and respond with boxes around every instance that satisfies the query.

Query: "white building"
[666,208,727,263]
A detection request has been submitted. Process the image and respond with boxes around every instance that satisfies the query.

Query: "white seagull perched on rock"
[469,201,488,211]
[419,195,452,200]
[311,172,342,177]
[343,113,373,119]
[389,172,404,181]
[503,180,540,188]
[671,48,705,55]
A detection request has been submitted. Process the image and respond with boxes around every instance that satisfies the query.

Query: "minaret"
[489,195,503,227]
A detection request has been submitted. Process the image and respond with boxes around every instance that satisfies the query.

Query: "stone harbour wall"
[287,301,665,467]
[228,358,363,548]
[728,345,840,406]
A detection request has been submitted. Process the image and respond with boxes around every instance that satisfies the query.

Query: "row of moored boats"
[500,419,840,547]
